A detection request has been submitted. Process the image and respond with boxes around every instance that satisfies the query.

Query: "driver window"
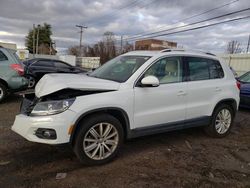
[144,56,183,84]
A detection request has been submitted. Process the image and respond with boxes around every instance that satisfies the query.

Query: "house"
[135,39,177,50]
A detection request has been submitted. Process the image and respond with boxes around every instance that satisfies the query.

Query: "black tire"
[204,104,234,138]
[73,113,124,165]
[0,82,8,103]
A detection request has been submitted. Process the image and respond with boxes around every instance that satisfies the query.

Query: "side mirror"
[141,75,160,87]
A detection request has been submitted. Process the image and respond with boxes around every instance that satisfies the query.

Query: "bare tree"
[226,40,242,54]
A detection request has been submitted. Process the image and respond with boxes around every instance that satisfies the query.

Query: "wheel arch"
[213,98,237,117]
[70,107,131,145]
[0,78,8,88]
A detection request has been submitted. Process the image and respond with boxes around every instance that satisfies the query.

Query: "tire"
[0,82,8,103]
[73,113,124,165]
[204,104,234,138]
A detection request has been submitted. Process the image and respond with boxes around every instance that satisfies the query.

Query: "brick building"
[135,39,177,50]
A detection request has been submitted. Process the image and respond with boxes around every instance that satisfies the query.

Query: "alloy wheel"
[215,109,232,134]
[27,76,36,88]
[0,87,3,99]
[83,122,119,160]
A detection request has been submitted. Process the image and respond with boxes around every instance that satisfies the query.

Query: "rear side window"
[34,60,54,67]
[186,57,224,81]
[209,60,224,79]
[0,51,8,61]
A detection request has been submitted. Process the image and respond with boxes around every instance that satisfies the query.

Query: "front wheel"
[73,114,124,165]
[204,104,234,138]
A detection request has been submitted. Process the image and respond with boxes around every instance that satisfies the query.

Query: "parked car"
[0,47,28,102]
[12,49,240,165]
[237,71,250,108]
[22,58,87,88]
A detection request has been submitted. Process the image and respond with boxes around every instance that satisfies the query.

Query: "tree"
[226,40,242,54]
[25,23,55,54]
[68,32,116,64]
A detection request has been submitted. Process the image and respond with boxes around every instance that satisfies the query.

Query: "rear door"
[54,61,73,73]
[133,56,187,128]
[0,50,11,78]
[184,56,224,119]
[31,60,56,79]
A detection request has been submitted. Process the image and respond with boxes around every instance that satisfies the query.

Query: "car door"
[31,60,56,79]
[54,61,73,73]
[184,56,224,119]
[133,56,187,129]
[0,50,11,78]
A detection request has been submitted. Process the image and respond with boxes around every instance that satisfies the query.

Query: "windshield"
[239,72,250,83]
[89,55,151,82]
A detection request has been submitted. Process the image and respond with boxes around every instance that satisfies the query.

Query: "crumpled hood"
[35,73,120,98]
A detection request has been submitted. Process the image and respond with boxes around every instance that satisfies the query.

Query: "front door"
[133,56,187,128]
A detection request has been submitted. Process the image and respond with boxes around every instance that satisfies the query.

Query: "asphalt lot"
[0,95,250,188]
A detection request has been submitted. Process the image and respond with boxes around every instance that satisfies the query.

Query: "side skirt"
[128,116,211,139]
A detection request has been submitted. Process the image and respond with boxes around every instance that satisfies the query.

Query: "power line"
[124,7,250,41]
[87,0,159,27]
[85,0,144,26]
[126,15,250,42]
[126,0,239,38]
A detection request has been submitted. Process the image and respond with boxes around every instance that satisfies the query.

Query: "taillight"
[10,64,24,76]
[236,81,241,90]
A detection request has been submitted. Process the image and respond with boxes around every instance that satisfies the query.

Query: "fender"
[70,107,131,144]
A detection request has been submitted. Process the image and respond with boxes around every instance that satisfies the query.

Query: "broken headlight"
[31,98,75,116]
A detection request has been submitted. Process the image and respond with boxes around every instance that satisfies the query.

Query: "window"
[90,56,151,82]
[239,72,250,83]
[54,61,71,69]
[0,51,8,61]
[209,60,224,79]
[144,56,183,84]
[186,57,224,81]
[34,60,54,67]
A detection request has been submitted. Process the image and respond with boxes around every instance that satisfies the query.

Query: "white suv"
[12,49,240,165]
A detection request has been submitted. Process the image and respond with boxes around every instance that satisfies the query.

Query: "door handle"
[215,87,222,92]
[177,91,187,96]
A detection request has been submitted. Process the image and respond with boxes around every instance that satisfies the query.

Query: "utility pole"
[36,24,40,55]
[32,24,35,57]
[76,25,87,56]
[247,34,250,53]
[120,35,123,54]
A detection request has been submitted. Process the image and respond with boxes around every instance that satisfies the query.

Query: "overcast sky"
[0,0,249,53]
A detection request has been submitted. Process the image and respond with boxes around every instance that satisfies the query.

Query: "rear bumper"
[8,76,28,91]
[240,94,250,108]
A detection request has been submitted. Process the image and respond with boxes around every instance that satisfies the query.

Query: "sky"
[0,0,250,54]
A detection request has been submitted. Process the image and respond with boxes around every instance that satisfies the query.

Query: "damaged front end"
[20,89,113,116]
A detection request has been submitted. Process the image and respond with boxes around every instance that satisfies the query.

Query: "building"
[135,39,177,50]
[0,42,17,50]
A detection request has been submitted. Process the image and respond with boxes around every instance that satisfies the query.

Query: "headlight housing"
[31,98,75,116]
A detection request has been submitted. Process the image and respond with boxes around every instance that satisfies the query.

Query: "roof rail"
[160,48,216,56]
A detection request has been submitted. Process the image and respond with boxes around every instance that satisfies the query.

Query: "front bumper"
[12,107,77,145]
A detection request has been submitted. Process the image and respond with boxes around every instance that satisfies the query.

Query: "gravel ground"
[0,94,250,188]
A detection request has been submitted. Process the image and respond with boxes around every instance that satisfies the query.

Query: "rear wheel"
[73,114,124,165]
[204,104,234,138]
[26,75,36,88]
[0,82,7,103]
